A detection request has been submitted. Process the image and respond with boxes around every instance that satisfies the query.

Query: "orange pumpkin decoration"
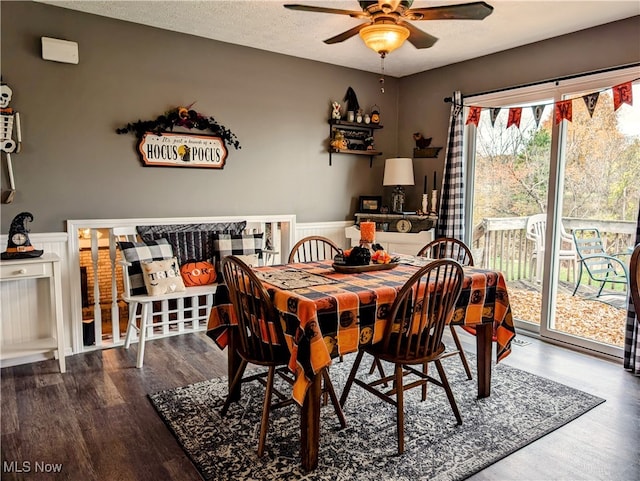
[180,260,216,286]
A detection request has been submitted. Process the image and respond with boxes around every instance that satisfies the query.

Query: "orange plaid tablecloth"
[207,259,516,405]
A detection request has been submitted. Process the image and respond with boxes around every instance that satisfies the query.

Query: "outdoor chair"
[288,235,341,263]
[339,259,464,454]
[572,228,630,298]
[526,213,577,283]
[220,255,346,457]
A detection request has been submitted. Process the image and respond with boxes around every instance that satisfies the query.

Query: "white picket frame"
[66,215,296,354]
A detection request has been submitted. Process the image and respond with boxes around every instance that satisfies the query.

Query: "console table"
[0,254,66,372]
[345,226,434,256]
[353,212,437,233]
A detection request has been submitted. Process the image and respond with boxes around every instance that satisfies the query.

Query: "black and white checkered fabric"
[436,90,465,241]
[211,233,263,272]
[136,222,247,237]
[624,203,640,375]
[136,222,249,267]
[118,238,174,296]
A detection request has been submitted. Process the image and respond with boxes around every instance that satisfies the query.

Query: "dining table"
[207,256,516,471]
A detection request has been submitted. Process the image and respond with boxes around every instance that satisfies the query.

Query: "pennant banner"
[555,100,572,124]
[582,92,600,118]
[531,105,546,126]
[507,108,522,129]
[466,106,482,126]
[612,81,633,111]
[490,108,501,127]
[453,80,635,131]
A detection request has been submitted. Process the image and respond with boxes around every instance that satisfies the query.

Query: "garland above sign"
[116,105,240,168]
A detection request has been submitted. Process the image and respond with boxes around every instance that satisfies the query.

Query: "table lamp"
[383,157,414,213]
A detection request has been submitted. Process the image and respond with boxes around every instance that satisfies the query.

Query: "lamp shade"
[383,158,414,186]
[359,23,410,56]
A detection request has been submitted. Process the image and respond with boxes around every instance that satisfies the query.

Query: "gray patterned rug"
[149,354,604,481]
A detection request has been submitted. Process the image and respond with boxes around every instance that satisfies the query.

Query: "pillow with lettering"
[118,238,174,295]
[141,258,186,296]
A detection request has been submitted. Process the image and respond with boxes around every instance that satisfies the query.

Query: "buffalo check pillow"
[118,238,174,295]
[211,233,263,274]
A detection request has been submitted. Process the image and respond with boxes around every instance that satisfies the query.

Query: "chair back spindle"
[288,236,341,264]
[382,260,464,363]
[418,238,474,266]
[222,256,289,365]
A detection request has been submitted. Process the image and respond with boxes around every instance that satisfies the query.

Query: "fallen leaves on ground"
[508,286,626,347]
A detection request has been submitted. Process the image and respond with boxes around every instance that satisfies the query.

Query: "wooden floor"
[1,332,638,481]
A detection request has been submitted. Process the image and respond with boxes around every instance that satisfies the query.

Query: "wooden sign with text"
[137,132,227,168]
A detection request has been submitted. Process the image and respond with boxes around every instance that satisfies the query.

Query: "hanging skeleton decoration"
[1,83,22,204]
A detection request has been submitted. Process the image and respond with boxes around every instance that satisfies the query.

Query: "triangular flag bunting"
[506,108,522,129]
[490,108,501,127]
[466,106,482,126]
[582,92,599,118]
[531,105,546,126]
[612,81,632,111]
[555,100,572,124]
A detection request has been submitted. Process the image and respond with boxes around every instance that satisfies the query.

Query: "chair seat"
[365,341,447,365]
[532,247,577,259]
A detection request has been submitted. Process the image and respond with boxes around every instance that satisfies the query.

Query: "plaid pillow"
[118,238,174,295]
[212,233,263,273]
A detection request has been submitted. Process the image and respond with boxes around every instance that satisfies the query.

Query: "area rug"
[149,355,604,481]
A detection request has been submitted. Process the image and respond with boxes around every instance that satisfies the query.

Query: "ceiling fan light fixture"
[359,22,409,57]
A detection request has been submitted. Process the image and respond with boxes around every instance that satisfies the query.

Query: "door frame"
[463,65,640,358]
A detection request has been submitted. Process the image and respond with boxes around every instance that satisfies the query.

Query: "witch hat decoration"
[343,86,360,114]
[1,212,44,260]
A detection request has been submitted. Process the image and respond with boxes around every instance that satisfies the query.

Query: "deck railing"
[472,216,636,281]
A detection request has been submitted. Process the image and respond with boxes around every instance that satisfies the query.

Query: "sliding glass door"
[465,66,640,357]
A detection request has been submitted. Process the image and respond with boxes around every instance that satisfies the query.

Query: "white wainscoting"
[0,218,354,368]
[294,220,353,250]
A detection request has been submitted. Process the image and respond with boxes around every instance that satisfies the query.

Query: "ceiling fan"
[284,1,494,57]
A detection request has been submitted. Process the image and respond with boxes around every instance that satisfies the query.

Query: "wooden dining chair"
[220,255,346,457]
[339,259,464,454]
[416,238,475,380]
[288,235,341,263]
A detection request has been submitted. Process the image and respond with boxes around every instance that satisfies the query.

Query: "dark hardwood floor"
[1,331,638,480]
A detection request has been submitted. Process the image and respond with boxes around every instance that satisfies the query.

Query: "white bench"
[113,227,220,367]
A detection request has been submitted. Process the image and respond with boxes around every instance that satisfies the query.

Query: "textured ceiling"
[38,0,640,78]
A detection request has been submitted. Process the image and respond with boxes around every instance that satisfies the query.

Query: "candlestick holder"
[421,194,429,215]
[430,189,438,214]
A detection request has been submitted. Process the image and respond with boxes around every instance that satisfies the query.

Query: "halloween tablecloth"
[207,259,516,404]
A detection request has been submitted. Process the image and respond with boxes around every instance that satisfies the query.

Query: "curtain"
[623,204,640,375]
[436,91,465,241]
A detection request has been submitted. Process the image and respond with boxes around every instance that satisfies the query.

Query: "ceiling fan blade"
[406,1,494,21]
[402,22,438,49]
[284,4,369,19]
[324,23,367,44]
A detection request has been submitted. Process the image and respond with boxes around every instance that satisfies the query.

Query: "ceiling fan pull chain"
[380,56,385,94]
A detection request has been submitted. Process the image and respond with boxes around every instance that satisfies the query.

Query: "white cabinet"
[0,254,65,372]
[345,226,434,255]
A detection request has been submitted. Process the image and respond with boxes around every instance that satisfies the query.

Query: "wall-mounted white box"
[41,37,79,64]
